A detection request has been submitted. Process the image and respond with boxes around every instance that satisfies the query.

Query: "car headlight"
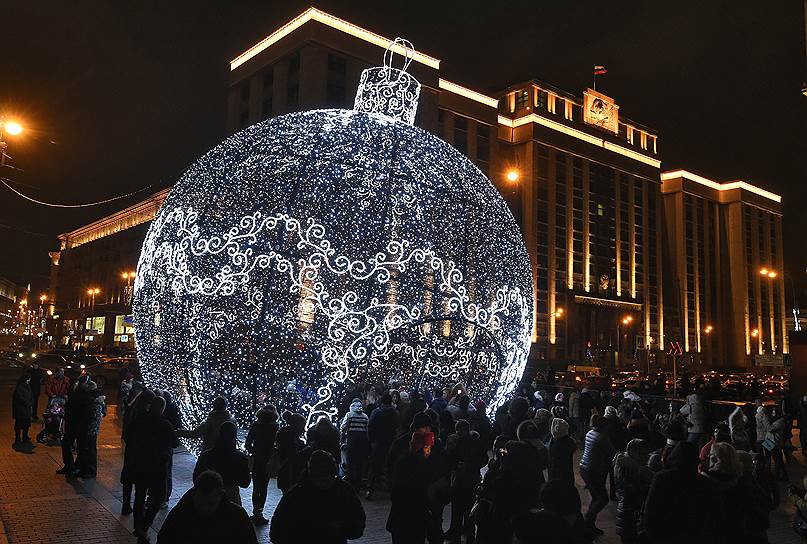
[46,370,53,376]
[31,353,37,358]
[80,364,85,369]
[17,353,23,358]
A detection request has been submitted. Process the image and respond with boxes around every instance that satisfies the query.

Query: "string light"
[133,40,532,454]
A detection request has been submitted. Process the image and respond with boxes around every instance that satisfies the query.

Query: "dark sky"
[1,1,805,300]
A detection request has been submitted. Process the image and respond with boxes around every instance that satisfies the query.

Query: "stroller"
[36,396,66,444]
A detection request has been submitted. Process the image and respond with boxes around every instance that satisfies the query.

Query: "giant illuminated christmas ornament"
[133,39,532,452]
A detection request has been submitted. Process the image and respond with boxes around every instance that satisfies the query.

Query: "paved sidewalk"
[0,382,805,543]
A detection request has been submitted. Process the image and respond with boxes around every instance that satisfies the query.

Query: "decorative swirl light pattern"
[134,106,532,454]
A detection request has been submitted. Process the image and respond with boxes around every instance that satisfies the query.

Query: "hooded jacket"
[181,408,235,452]
[548,418,577,484]
[613,451,653,539]
[728,406,750,450]
[340,401,369,447]
[755,407,771,444]
[680,394,707,434]
[12,376,33,421]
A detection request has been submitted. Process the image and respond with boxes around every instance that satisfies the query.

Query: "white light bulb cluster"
[133,53,532,454]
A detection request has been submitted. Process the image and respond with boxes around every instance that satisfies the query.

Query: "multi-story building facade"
[46,7,785,371]
[661,170,785,368]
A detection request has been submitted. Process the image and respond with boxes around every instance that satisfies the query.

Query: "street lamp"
[554,307,564,318]
[87,288,100,308]
[759,267,800,332]
[505,169,520,183]
[0,119,24,167]
[618,315,634,368]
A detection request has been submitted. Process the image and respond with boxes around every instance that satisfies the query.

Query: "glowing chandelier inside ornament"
[133,38,533,453]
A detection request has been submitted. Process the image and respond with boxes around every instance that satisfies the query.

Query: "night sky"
[1,1,805,301]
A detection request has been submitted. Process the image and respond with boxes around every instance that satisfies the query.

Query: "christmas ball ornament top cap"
[353,37,421,125]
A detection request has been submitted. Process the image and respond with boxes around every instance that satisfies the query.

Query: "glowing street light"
[751,328,759,338]
[704,325,713,334]
[554,307,564,318]
[505,169,520,183]
[3,121,22,136]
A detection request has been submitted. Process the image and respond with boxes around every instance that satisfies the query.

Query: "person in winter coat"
[120,388,154,514]
[755,403,771,454]
[538,479,597,544]
[579,415,616,534]
[128,396,178,543]
[679,392,708,448]
[643,441,718,544]
[45,367,70,399]
[604,405,626,500]
[27,362,45,421]
[245,404,279,525]
[387,430,435,543]
[193,421,250,506]
[78,381,106,477]
[444,419,487,544]
[12,373,33,443]
[548,417,577,485]
[613,439,653,544]
[430,388,448,413]
[729,405,751,451]
[765,407,789,481]
[270,450,366,544]
[698,423,731,474]
[568,389,582,438]
[703,441,770,543]
[340,399,370,492]
[516,419,549,488]
[275,411,306,494]
[475,440,542,543]
[533,408,554,446]
[176,396,234,453]
[57,377,91,475]
[157,470,258,544]
[366,393,399,499]
[160,390,181,505]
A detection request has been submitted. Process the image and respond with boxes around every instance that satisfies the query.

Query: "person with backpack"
[340,399,370,492]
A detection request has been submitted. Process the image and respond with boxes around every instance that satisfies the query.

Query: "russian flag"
[594,65,607,75]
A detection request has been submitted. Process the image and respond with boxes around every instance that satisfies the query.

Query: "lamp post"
[121,271,136,305]
[619,315,634,368]
[759,267,800,332]
[751,328,760,363]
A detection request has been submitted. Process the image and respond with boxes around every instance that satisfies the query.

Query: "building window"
[262,69,274,119]
[476,124,490,175]
[554,97,564,115]
[537,90,548,111]
[326,53,347,107]
[515,90,529,110]
[454,116,468,155]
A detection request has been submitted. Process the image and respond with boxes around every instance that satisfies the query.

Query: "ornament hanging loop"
[353,36,422,125]
[383,37,415,82]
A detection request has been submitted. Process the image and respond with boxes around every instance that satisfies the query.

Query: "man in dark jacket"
[245,404,279,525]
[161,390,181,506]
[12,373,33,443]
[27,362,45,421]
[157,470,258,544]
[579,415,616,534]
[270,450,365,544]
[444,419,487,544]
[366,393,399,499]
[129,396,178,543]
[57,377,90,475]
[643,441,718,544]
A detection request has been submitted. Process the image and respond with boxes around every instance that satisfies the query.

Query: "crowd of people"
[12,366,807,543]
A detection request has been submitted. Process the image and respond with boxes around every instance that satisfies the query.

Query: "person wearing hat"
[193,421,251,506]
[245,404,279,525]
[275,411,306,494]
[340,399,370,492]
[387,430,435,543]
[176,396,235,453]
[548,418,577,485]
[270,450,366,544]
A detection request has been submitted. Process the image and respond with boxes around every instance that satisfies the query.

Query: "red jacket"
[45,376,70,398]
